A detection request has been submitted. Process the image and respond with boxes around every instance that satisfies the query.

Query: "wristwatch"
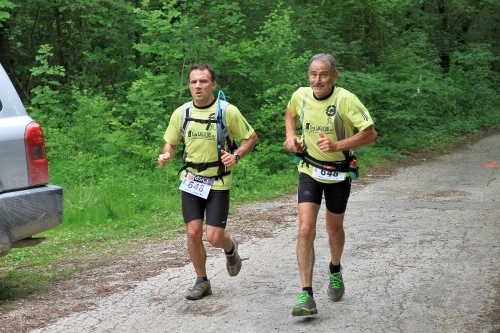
[233,153,241,163]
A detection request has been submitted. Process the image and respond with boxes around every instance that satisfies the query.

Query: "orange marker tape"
[483,161,500,168]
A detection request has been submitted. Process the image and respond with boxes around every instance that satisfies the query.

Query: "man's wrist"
[233,153,241,163]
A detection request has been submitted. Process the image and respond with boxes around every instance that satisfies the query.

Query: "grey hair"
[308,54,337,73]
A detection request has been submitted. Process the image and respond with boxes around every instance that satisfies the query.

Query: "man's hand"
[317,131,337,153]
[158,152,171,167]
[221,150,238,167]
[284,136,303,152]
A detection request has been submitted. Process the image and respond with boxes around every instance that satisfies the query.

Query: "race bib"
[179,172,214,199]
[312,167,346,181]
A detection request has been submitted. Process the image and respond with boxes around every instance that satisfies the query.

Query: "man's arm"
[317,125,377,153]
[235,131,258,158]
[221,131,258,166]
[284,108,301,151]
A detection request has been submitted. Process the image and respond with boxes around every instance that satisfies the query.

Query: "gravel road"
[20,133,500,332]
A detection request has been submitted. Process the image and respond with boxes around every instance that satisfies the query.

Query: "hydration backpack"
[178,96,238,178]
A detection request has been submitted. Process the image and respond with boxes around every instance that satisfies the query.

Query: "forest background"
[0,0,499,301]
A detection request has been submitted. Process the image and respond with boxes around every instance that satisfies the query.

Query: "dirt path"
[1,132,499,333]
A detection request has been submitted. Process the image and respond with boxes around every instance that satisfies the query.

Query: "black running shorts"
[181,189,230,228]
[297,172,351,214]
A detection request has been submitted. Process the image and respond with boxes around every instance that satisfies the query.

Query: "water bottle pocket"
[348,165,358,180]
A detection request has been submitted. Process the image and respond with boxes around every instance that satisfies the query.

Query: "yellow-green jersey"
[164,100,254,190]
[287,86,374,183]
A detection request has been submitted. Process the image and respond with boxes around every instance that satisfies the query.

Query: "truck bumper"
[0,185,63,256]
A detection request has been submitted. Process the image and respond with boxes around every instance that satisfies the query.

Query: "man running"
[284,53,377,315]
[159,63,258,300]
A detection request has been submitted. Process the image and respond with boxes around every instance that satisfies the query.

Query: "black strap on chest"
[177,161,231,182]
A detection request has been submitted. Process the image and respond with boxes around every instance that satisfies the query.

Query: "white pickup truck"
[0,64,63,256]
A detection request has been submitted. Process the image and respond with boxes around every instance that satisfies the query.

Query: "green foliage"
[29,45,66,124]
[238,4,309,171]
[0,0,14,27]
[125,71,172,143]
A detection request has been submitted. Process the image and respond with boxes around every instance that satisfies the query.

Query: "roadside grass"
[1,124,499,307]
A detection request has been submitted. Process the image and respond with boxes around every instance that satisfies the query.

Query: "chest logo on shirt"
[207,113,217,131]
[186,113,217,140]
[325,105,336,125]
[304,122,332,133]
[325,105,336,117]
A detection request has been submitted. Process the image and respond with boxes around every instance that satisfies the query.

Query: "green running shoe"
[292,291,318,316]
[327,271,345,302]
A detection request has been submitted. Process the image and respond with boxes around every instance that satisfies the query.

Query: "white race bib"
[312,167,346,181]
[179,172,214,199]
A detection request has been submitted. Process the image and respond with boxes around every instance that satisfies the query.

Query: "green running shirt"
[287,86,374,183]
[164,101,254,190]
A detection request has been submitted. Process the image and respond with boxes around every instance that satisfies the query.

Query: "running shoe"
[186,278,212,300]
[327,270,345,302]
[292,291,318,316]
[226,237,242,277]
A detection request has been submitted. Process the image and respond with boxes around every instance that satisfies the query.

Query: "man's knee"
[326,224,344,238]
[186,221,203,243]
[298,222,316,240]
[205,227,226,248]
[326,213,345,237]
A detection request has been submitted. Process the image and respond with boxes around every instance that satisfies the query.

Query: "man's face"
[308,60,338,99]
[189,69,216,107]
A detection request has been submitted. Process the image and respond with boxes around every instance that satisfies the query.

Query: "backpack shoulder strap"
[180,101,192,138]
[219,100,229,131]
[218,100,238,153]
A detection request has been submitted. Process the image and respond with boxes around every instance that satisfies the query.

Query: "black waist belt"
[178,161,231,182]
[295,152,349,172]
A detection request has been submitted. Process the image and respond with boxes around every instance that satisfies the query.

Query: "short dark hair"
[188,63,216,82]
[309,54,337,73]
